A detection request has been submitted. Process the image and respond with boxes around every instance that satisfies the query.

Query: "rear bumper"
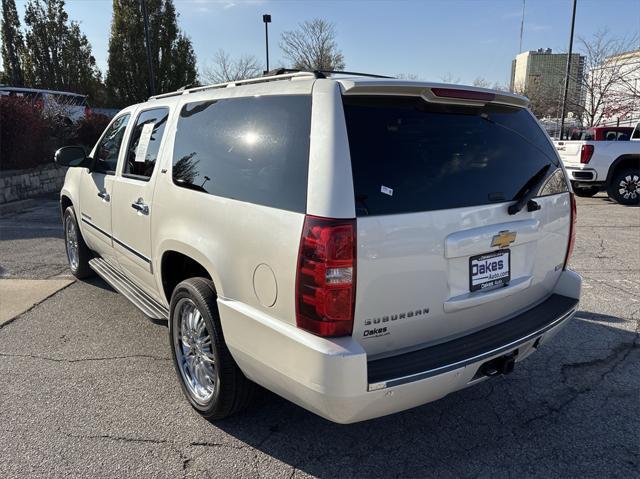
[566,167,598,182]
[218,270,581,424]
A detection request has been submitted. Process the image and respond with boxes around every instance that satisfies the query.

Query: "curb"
[0,199,37,216]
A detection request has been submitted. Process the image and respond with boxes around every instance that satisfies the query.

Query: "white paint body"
[60,75,581,423]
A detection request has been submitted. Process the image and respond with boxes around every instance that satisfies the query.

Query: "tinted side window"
[172,95,311,212]
[343,96,561,216]
[124,108,169,180]
[93,114,130,174]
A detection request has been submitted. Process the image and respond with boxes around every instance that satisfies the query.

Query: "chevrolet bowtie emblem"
[491,230,517,248]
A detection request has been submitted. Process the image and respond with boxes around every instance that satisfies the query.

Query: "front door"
[78,114,130,258]
[111,107,170,298]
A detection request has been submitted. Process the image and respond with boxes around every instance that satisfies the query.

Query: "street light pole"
[559,0,577,140]
[141,0,155,97]
[519,0,526,53]
[263,14,271,73]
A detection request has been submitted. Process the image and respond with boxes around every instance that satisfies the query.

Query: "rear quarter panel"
[150,85,312,323]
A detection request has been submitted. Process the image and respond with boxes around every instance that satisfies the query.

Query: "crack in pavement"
[63,431,250,479]
[0,352,170,363]
[180,429,279,478]
[591,230,612,260]
[0,279,76,332]
[64,432,175,446]
[45,267,74,279]
[580,273,640,299]
[521,317,639,427]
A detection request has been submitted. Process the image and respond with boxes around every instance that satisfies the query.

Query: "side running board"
[89,257,169,320]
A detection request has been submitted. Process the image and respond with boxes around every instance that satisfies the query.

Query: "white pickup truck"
[554,122,640,204]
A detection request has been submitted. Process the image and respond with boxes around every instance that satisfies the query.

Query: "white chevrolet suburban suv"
[56,71,582,424]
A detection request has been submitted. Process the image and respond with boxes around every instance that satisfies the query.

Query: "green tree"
[22,0,102,99]
[106,0,197,106]
[1,0,26,85]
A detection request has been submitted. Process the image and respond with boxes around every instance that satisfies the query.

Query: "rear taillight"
[564,193,577,269]
[431,87,495,102]
[296,216,356,337]
[580,144,594,164]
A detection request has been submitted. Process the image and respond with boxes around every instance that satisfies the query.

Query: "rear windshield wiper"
[479,113,559,167]
[508,164,550,215]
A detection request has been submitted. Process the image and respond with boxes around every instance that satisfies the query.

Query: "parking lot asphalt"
[0,194,638,478]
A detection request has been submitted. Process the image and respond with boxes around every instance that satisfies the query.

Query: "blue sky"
[10,0,640,85]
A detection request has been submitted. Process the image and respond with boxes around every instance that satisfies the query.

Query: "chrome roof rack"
[148,71,316,101]
[268,68,394,79]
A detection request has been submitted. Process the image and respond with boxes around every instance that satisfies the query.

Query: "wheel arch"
[60,194,73,218]
[605,154,640,185]
[59,185,77,218]
[157,242,224,306]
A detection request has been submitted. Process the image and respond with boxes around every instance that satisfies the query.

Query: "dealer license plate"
[469,250,510,292]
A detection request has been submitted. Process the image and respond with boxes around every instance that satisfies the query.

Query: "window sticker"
[381,185,394,196]
[135,123,155,163]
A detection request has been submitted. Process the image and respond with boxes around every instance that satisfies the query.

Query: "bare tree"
[440,72,460,84]
[570,30,640,126]
[396,73,420,80]
[472,77,492,88]
[472,77,510,92]
[514,79,564,119]
[280,18,345,71]
[201,49,262,84]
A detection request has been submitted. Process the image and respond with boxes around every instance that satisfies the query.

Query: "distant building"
[510,48,585,116]
[588,49,640,127]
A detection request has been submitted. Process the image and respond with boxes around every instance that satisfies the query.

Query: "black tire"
[572,185,599,197]
[607,168,640,205]
[63,206,93,278]
[169,277,256,419]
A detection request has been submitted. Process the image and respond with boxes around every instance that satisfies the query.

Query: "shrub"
[72,112,111,150]
[0,98,112,171]
[0,97,52,170]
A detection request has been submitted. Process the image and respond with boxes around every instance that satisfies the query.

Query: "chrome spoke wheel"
[65,215,79,270]
[173,298,217,405]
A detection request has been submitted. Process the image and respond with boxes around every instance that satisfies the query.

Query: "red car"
[569,126,634,141]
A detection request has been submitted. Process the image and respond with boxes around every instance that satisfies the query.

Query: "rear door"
[343,95,571,357]
[111,106,170,297]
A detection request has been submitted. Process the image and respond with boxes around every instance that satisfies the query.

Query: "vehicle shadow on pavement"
[83,275,117,293]
[207,315,638,478]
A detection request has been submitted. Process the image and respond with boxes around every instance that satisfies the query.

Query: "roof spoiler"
[339,80,529,109]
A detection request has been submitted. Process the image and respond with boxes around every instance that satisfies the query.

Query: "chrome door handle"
[97,191,110,202]
[131,198,149,215]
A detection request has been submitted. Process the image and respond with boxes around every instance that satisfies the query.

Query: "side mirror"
[55,146,90,168]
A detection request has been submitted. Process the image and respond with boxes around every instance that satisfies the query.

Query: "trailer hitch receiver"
[480,352,517,377]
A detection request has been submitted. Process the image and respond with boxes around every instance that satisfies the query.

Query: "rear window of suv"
[172,95,311,213]
[343,96,563,216]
